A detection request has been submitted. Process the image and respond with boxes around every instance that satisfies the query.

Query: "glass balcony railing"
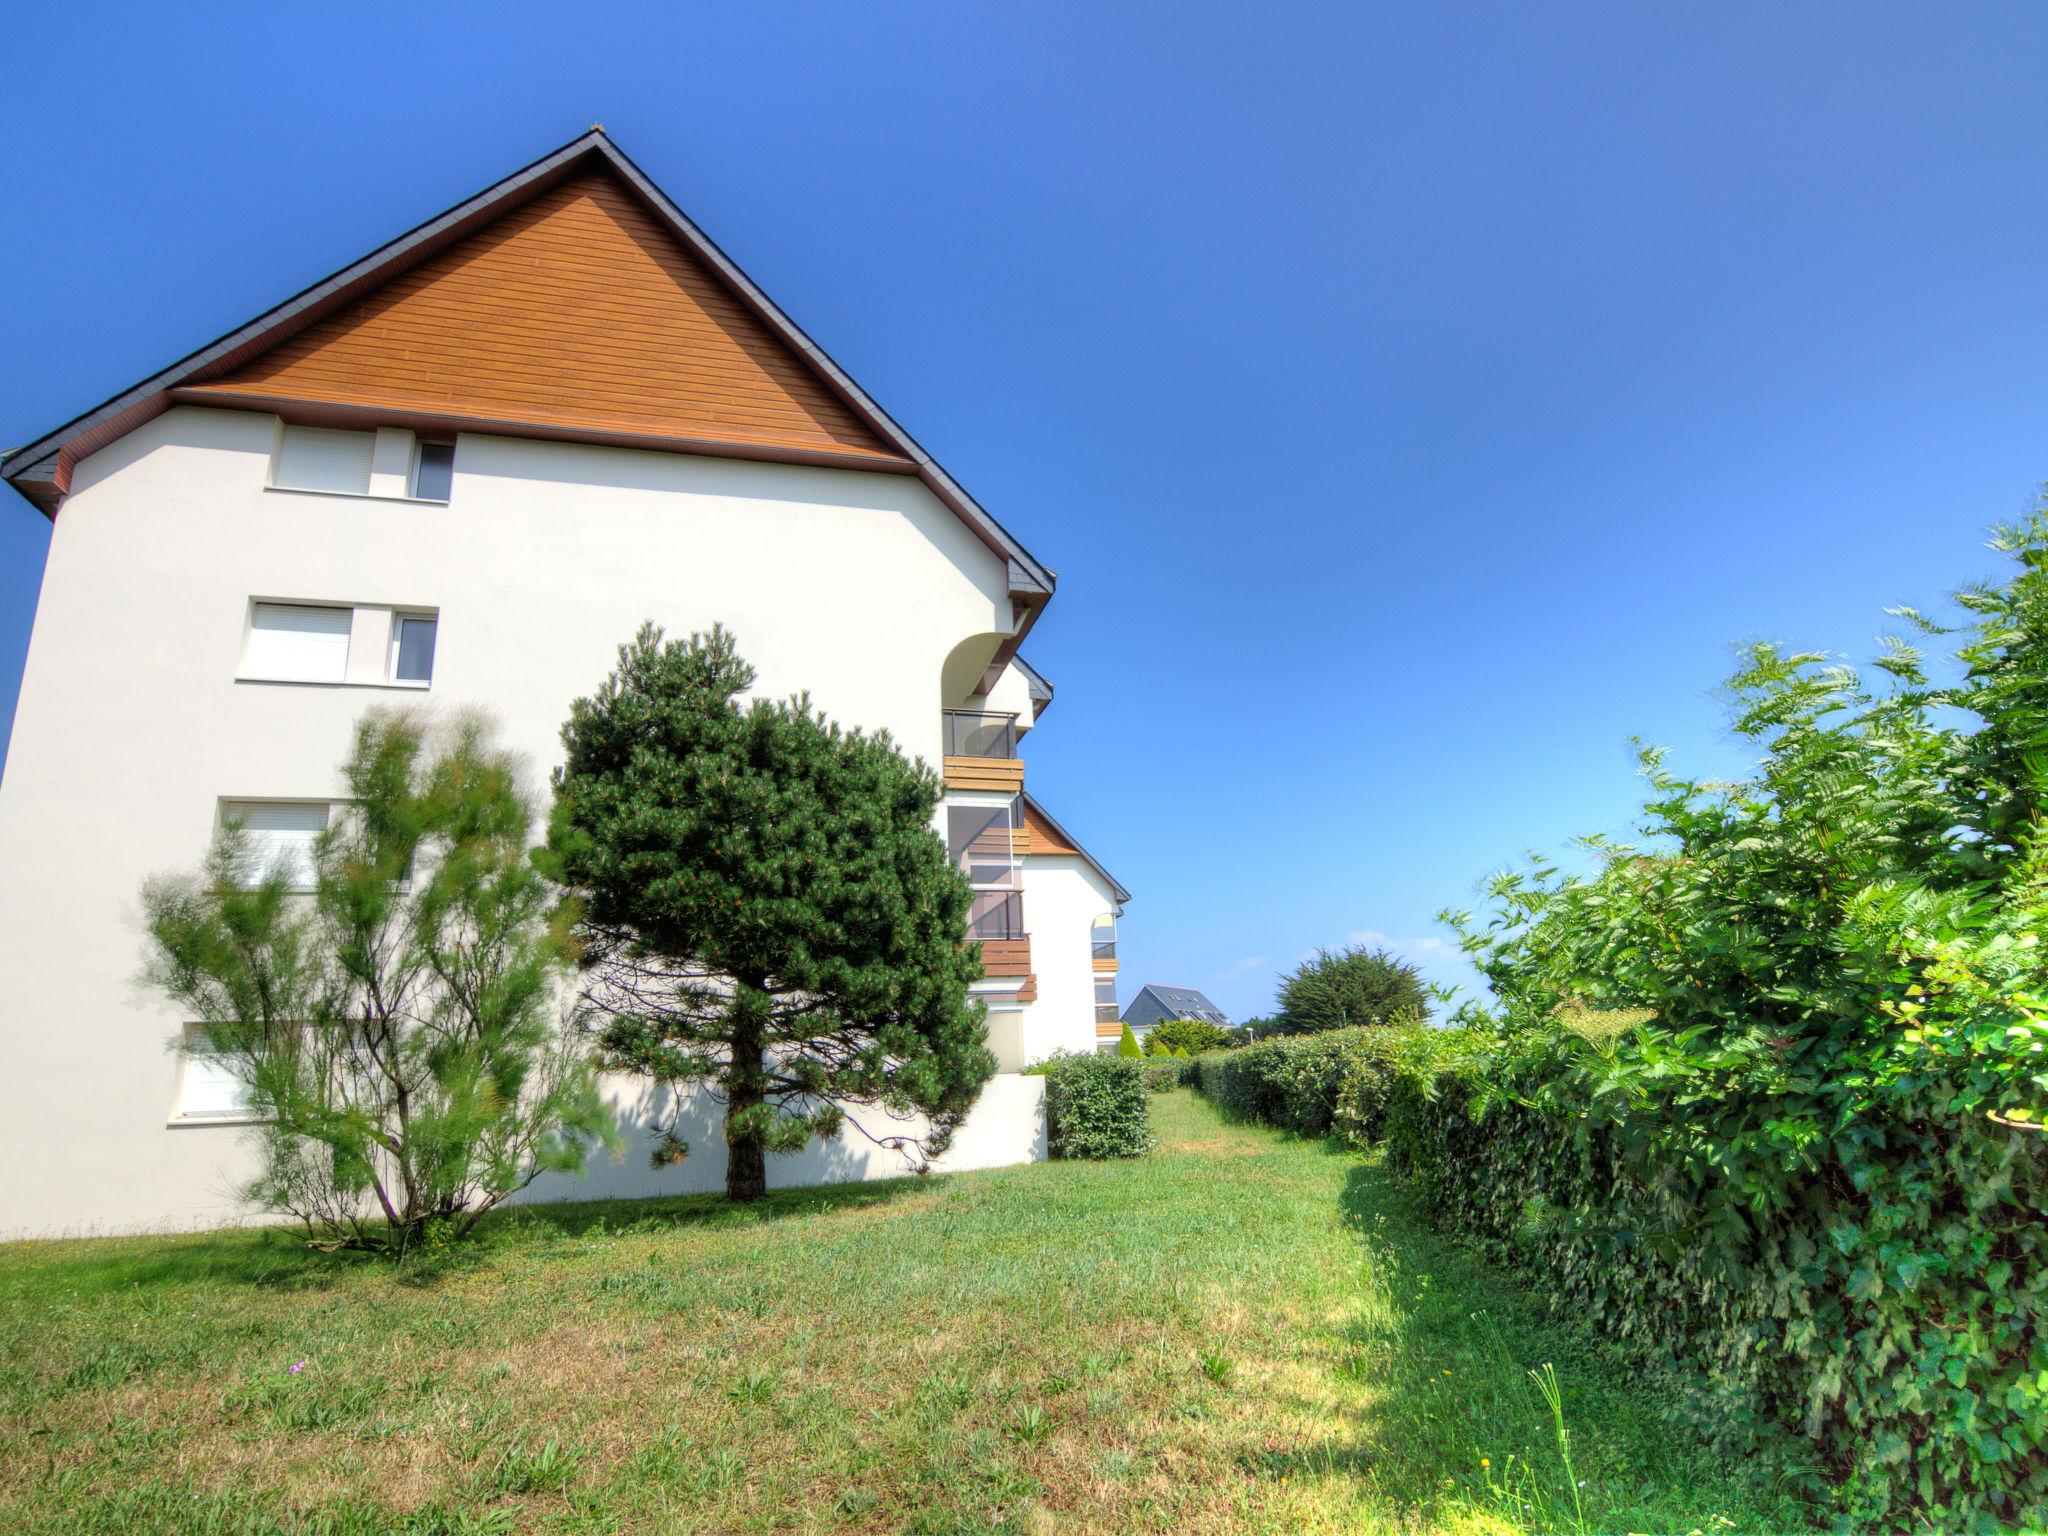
[944,711,1018,759]
[1091,938,1117,960]
[1094,1003,1121,1024]
[968,891,1027,941]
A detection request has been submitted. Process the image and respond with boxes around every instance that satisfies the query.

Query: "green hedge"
[1187,1028,1415,1139]
[1042,1053,1152,1159]
[1192,1022,2048,1526]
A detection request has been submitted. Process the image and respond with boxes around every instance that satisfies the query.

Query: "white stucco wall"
[1017,854,1122,1065]
[0,405,1046,1237]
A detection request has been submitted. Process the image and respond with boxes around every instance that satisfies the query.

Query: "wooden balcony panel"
[978,936,1033,977]
[944,756,1025,793]
[1092,956,1119,975]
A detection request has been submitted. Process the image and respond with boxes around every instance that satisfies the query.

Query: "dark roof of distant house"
[1129,984,1231,1026]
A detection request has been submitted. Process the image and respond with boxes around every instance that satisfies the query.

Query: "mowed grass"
[0,1093,1814,1535]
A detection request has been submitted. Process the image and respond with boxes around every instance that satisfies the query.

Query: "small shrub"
[1146,1017,1232,1056]
[1142,1061,1179,1093]
[1116,1022,1143,1058]
[1043,1053,1152,1159]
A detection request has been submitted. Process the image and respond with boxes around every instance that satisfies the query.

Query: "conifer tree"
[544,624,995,1201]
[1117,1022,1144,1058]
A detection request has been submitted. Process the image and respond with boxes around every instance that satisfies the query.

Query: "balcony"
[943,710,1023,792]
[1094,1003,1121,1025]
[1091,931,1118,974]
[968,892,1031,981]
[969,890,1026,941]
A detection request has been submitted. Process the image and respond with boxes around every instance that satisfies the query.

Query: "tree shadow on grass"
[1255,1154,1825,1535]
[0,1170,937,1302]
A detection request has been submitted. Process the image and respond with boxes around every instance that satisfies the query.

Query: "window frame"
[218,798,331,892]
[168,1023,268,1127]
[386,611,439,688]
[409,439,456,502]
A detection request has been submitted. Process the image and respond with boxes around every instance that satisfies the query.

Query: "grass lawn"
[0,1091,1815,1535]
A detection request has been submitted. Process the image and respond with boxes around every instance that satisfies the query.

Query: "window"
[273,425,374,494]
[242,602,352,684]
[173,1025,254,1121]
[222,801,328,889]
[389,614,438,685]
[411,441,455,501]
[239,602,437,688]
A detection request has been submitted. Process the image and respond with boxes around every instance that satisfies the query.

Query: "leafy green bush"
[1141,1061,1180,1093]
[1042,1053,1152,1159]
[1192,1028,1405,1137]
[1145,1017,1232,1056]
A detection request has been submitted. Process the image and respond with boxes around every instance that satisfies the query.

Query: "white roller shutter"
[224,801,329,888]
[242,604,352,683]
[274,425,374,494]
[177,1030,252,1118]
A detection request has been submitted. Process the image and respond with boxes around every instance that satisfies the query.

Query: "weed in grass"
[1198,1346,1234,1386]
[729,1365,776,1403]
[1006,1403,1051,1444]
[486,1433,582,1495]
[686,1449,745,1499]
[629,1437,693,1481]
[836,1486,880,1517]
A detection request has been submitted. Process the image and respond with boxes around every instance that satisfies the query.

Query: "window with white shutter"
[241,603,352,683]
[222,801,329,889]
[273,425,374,494]
[174,1026,254,1120]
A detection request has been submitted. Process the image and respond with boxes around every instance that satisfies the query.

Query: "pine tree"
[1274,946,1430,1034]
[1117,1022,1144,1058]
[544,624,996,1201]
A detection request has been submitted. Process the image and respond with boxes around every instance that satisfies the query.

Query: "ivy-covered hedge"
[1041,1053,1152,1159]
[1193,513,2048,1531]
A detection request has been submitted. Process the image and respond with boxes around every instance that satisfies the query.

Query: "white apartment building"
[0,130,1128,1236]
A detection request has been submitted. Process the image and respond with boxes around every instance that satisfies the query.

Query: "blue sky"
[4,3,2046,1021]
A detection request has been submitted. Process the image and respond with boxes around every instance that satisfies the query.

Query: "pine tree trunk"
[725,986,769,1203]
[727,1125,766,1203]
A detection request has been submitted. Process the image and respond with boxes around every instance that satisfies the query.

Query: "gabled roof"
[1013,655,1055,717]
[1128,984,1231,1027]
[1019,792,1130,907]
[0,128,1055,612]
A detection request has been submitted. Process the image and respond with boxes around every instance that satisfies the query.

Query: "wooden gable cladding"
[1020,799,1081,857]
[186,172,908,467]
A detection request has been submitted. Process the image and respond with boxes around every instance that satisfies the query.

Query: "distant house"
[1119,984,1233,1044]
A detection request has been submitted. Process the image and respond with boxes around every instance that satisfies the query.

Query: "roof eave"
[1021,791,1131,906]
